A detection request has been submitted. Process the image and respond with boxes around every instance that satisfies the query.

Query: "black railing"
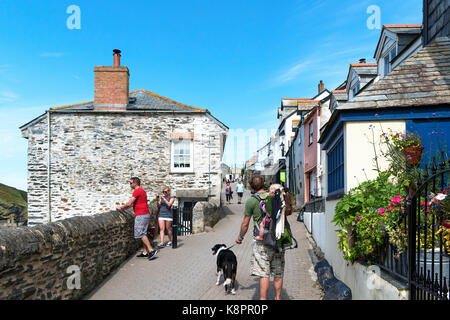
[408,154,450,300]
[174,203,194,236]
[304,197,325,213]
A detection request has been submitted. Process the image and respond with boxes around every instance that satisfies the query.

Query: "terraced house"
[20,50,228,226]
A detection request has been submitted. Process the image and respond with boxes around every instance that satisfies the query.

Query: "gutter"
[47,111,52,223]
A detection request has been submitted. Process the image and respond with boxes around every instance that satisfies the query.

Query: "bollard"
[171,205,178,249]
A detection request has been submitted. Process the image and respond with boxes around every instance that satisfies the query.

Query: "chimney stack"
[318,80,324,94]
[359,58,366,64]
[94,49,129,110]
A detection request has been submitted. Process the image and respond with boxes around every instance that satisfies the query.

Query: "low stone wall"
[0,210,140,300]
[192,201,222,234]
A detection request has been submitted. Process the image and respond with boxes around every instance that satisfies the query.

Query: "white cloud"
[0,90,19,103]
[274,61,312,85]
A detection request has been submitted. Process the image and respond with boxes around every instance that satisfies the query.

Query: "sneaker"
[165,241,172,247]
[157,242,165,248]
[148,249,158,260]
[136,252,149,258]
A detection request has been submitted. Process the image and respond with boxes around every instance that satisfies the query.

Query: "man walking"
[235,175,285,300]
[236,180,245,204]
[117,177,158,260]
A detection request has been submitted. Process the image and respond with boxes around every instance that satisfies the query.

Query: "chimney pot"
[113,49,122,67]
[318,80,324,94]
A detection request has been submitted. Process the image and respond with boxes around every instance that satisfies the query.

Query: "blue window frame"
[327,137,344,195]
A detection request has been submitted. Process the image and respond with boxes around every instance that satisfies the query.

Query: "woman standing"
[225,182,232,204]
[157,186,175,248]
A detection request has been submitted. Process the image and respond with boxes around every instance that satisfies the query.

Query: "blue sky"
[0,0,423,191]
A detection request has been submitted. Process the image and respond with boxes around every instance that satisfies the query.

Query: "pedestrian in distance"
[236,180,245,204]
[116,177,158,260]
[235,175,286,300]
[157,186,175,248]
[225,181,232,204]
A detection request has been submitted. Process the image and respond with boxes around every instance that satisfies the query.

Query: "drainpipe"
[47,110,52,223]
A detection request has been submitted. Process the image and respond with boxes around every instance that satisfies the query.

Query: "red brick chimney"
[94,49,129,110]
[318,80,324,94]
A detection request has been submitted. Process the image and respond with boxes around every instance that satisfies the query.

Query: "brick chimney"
[318,80,324,94]
[94,49,129,110]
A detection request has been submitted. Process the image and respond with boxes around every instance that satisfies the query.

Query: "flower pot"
[403,145,424,165]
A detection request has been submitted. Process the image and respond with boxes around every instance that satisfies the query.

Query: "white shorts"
[159,217,173,222]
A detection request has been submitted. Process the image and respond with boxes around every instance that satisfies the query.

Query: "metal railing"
[408,155,450,300]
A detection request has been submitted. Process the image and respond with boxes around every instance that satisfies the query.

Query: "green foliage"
[391,131,422,149]
[333,171,404,263]
[0,183,28,223]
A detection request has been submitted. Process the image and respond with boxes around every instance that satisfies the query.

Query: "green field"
[0,183,28,225]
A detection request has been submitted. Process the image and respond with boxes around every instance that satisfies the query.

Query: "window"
[352,83,360,97]
[327,138,344,195]
[171,139,193,172]
[309,122,314,145]
[383,46,397,76]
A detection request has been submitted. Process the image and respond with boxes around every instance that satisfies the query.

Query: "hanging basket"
[403,145,424,165]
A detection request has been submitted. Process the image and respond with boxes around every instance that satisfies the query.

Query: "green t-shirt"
[244,192,272,228]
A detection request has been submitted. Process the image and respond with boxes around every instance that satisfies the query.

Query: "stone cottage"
[20,50,228,226]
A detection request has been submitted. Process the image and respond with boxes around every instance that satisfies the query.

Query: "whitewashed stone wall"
[23,111,227,225]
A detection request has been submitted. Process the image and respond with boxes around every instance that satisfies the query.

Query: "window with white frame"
[171,139,194,172]
[309,121,314,145]
[383,46,397,76]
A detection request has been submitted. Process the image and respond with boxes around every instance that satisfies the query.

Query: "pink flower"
[378,208,386,215]
[358,216,362,221]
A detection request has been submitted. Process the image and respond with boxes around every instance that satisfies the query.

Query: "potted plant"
[391,131,423,165]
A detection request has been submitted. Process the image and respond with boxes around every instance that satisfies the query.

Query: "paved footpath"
[86,185,322,300]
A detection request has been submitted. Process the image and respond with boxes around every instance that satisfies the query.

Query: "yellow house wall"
[344,120,406,192]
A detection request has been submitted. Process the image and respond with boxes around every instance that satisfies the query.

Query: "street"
[86,184,322,300]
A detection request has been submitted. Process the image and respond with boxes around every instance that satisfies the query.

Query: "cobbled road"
[86,184,322,300]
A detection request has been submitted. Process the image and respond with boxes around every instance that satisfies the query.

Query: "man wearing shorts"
[235,175,285,300]
[236,180,244,204]
[117,177,158,260]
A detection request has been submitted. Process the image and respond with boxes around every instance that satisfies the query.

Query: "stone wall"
[192,201,222,234]
[23,111,226,225]
[0,209,139,300]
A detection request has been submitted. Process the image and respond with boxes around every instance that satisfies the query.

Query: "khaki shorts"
[251,239,285,278]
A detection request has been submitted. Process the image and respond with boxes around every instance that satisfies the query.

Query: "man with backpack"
[235,175,295,300]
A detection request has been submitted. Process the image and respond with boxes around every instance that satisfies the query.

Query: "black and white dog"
[211,244,237,294]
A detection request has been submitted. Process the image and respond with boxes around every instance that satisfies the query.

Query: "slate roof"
[50,89,206,112]
[339,37,450,110]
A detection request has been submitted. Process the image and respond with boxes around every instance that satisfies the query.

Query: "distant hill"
[0,183,27,227]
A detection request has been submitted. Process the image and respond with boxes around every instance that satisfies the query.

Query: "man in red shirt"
[117,177,158,260]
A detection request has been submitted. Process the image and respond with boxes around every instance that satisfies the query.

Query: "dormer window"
[383,46,397,76]
[352,83,361,97]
